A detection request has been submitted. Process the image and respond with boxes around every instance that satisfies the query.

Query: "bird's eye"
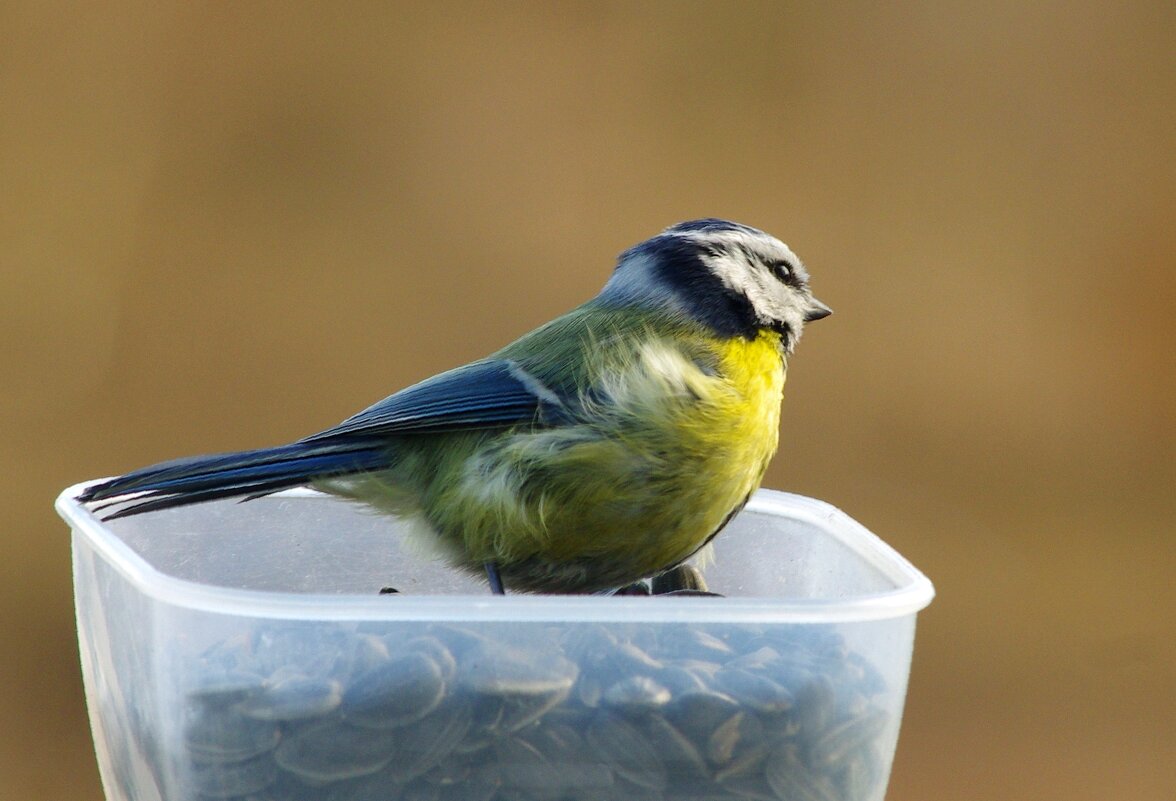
[766,259,795,284]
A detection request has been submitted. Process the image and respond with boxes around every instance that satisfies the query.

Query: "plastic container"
[57,484,933,801]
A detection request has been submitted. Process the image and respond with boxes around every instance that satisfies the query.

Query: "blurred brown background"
[2,2,1172,799]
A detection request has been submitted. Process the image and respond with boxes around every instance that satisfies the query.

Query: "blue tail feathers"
[78,440,389,519]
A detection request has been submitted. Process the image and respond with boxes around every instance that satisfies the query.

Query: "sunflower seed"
[602,676,672,715]
[586,713,668,791]
[274,720,397,782]
[238,674,343,722]
[764,742,842,801]
[343,652,445,729]
[185,709,279,763]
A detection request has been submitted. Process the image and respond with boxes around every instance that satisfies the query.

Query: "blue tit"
[80,219,831,594]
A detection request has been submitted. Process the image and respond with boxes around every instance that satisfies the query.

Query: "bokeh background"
[2,2,1172,799]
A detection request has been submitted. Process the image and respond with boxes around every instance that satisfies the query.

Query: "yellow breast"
[713,329,786,480]
[686,329,785,523]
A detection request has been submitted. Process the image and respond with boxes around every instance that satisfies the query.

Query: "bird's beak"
[804,297,833,322]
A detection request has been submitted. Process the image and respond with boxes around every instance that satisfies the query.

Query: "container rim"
[57,481,934,624]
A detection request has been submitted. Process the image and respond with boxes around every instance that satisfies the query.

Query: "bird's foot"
[613,566,724,597]
[651,564,711,594]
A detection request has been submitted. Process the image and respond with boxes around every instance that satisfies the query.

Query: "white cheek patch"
[703,251,796,325]
[679,229,807,324]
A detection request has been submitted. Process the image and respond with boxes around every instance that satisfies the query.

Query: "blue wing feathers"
[301,360,552,440]
[78,359,556,519]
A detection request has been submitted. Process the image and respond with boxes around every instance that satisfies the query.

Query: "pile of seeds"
[169,619,891,801]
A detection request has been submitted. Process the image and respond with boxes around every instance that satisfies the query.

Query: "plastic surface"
[58,485,933,801]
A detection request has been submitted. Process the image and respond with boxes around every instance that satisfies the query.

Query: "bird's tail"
[77,439,389,520]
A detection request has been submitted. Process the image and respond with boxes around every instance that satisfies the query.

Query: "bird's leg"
[484,562,506,595]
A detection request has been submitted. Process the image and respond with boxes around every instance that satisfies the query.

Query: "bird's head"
[600,218,831,352]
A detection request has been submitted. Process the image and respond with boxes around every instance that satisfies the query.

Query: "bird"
[79,219,831,594]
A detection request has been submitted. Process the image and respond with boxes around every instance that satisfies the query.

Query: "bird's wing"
[300,359,568,441]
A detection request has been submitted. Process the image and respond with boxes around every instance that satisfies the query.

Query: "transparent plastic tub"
[57,484,933,801]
